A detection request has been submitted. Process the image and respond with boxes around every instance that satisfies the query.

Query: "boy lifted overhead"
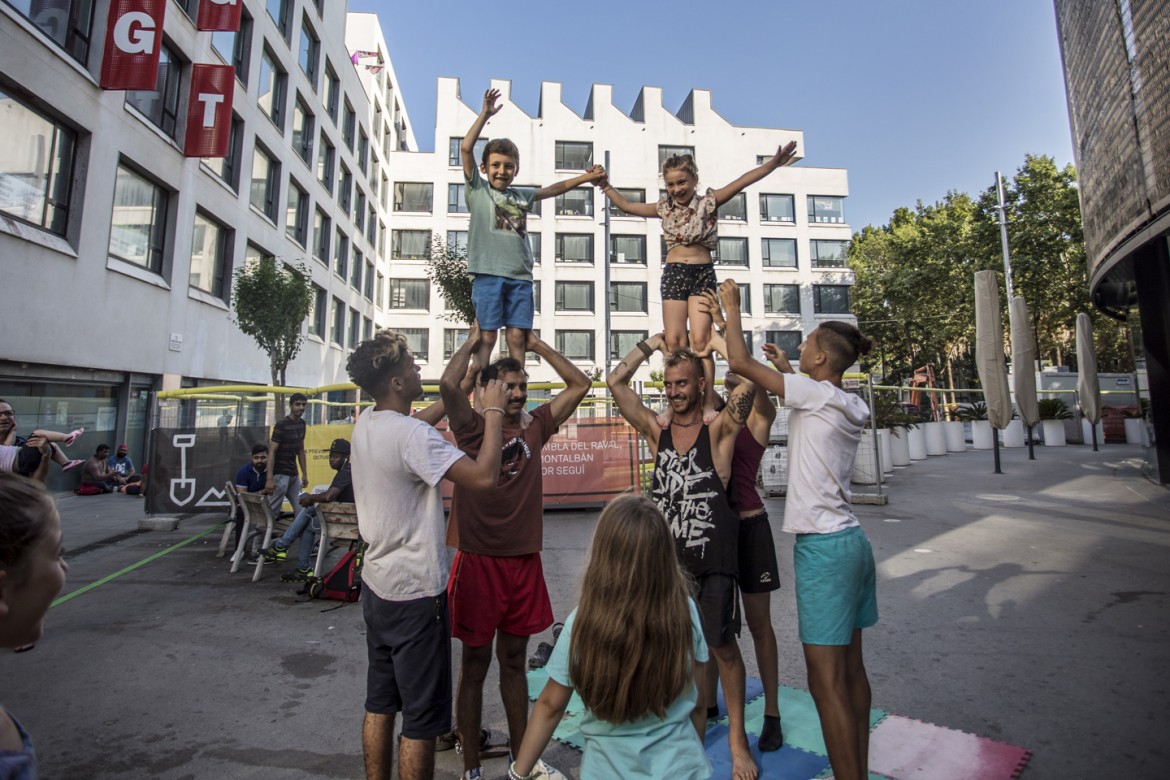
[462,87,604,368]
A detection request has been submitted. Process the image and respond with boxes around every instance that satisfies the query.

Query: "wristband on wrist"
[483,406,506,415]
[508,762,538,780]
[636,341,653,358]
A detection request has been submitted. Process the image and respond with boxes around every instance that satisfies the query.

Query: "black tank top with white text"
[650,424,739,578]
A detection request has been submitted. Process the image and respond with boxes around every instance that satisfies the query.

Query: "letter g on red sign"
[100,0,168,91]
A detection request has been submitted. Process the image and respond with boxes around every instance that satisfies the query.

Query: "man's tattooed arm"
[725,388,755,425]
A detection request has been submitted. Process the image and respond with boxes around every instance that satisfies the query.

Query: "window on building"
[202,113,242,190]
[349,308,360,348]
[394,182,433,212]
[8,0,94,63]
[447,183,468,213]
[363,316,373,341]
[610,282,647,313]
[610,235,646,264]
[555,281,594,312]
[555,141,592,170]
[375,273,384,309]
[333,229,348,279]
[364,260,374,300]
[342,100,355,149]
[125,44,181,139]
[447,230,468,254]
[658,145,695,168]
[109,164,169,273]
[266,0,290,38]
[529,232,542,262]
[533,280,541,313]
[212,10,252,81]
[765,330,802,358]
[338,165,352,214]
[607,188,645,218]
[358,128,369,173]
[250,145,279,220]
[714,237,748,266]
[324,64,340,121]
[400,328,429,361]
[317,133,334,191]
[298,18,319,86]
[0,89,76,236]
[444,328,469,359]
[286,179,308,244]
[810,239,850,268]
[813,285,851,314]
[292,97,313,162]
[351,249,363,290]
[611,330,649,360]
[390,279,430,309]
[380,173,389,210]
[808,195,845,224]
[376,220,386,259]
[450,137,488,166]
[313,209,330,263]
[366,205,377,245]
[354,190,366,231]
[762,238,798,268]
[189,211,231,298]
[740,283,752,315]
[760,193,795,223]
[308,284,326,337]
[555,233,593,263]
[555,189,593,217]
[763,284,800,314]
[331,296,345,344]
[258,48,286,129]
[392,230,431,260]
[717,193,746,222]
[556,330,594,361]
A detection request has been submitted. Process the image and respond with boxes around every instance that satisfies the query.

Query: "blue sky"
[348,0,1074,231]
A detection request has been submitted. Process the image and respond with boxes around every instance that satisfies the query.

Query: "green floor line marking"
[51,523,224,608]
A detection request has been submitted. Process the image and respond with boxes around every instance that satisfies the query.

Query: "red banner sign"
[197,0,243,32]
[184,64,235,157]
[99,0,167,91]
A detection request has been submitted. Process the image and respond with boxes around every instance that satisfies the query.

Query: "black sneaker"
[260,544,288,563]
[528,641,554,669]
[280,567,313,583]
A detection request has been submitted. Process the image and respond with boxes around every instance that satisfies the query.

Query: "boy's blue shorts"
[794,525,878,645]
[471,275,534,330]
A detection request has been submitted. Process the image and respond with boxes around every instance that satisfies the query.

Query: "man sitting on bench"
[260,438,354,582]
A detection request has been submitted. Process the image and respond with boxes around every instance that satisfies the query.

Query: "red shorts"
[448,551,553,646]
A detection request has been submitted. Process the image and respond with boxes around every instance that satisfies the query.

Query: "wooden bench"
[315,502,361,578]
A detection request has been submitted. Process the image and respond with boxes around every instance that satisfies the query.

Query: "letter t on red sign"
[184,65,236,158]
[197,0,243,32]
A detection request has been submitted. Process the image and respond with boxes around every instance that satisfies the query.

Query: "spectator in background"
[80,445,124,494]
[263,393,308,515]
[107,444,136,480]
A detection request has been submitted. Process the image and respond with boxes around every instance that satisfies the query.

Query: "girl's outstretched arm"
[710,140,798,206]
[598,180,659,218]
[511,678,573,779]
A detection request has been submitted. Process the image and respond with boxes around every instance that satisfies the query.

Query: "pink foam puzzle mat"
[866,714,1032,780]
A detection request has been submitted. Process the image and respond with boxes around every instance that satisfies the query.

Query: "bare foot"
[702,404,718,425]
[730,737,758,780]
[656,408,673,429]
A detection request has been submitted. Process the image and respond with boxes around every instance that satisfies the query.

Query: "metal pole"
[603,150,612,370]
[869,374,884,498]
[995,171,1015,300]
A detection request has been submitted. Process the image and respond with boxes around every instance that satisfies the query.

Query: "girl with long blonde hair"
[509,494,711,780]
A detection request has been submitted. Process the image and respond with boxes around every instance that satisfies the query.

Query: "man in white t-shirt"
[347,327,508,780]
[707,280,878,780]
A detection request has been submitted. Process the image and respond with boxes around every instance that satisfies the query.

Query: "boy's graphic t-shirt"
[465,166,537,280]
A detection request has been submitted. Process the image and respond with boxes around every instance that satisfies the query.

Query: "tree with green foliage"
[425,235,475,325]
[232,256,315,387]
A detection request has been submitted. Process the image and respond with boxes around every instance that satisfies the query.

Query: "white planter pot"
[1041,419,1067,447]
[878,429,894,474]
[971,420,994,450]
[1002,419,1026,448]
[852,431,880,484]
[1124,418,1148,446]
[907,426,927,460]
[888,427,911,466]
[1081,419,1105,445]
[923,422,948,455]
[943,421,966,452]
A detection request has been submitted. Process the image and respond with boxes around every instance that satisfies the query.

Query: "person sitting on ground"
[80,444,124,494]
[0,428,85,479]
[0,473,69,779]
[259,438,354,583]
[511,495,711,780]
[107,444,136,481]
[0,400,85,476]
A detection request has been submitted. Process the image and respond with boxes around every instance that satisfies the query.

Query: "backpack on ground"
[302,540,365,603]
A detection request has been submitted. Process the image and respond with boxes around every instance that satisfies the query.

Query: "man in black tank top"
[608,334,761,780]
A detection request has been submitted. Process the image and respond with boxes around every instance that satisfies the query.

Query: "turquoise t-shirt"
[546,600,711,780]
[464,166,537,281]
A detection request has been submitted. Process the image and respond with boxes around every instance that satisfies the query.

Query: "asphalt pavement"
[4,441,1167,779]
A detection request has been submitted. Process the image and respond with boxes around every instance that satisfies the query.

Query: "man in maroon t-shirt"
[439,330,590,780]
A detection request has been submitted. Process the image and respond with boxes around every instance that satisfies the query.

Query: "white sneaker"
[462,769,482,780]
[531,759,567,780]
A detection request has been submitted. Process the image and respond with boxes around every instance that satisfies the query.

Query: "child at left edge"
[462,87,605,368]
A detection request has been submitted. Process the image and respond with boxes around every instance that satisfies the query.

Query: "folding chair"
[218,482,241,558]
[234,491,292,581]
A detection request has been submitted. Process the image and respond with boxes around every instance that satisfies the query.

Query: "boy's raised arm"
[462,88,501,181]
[534,164,606,201]
[710,140,797,206]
